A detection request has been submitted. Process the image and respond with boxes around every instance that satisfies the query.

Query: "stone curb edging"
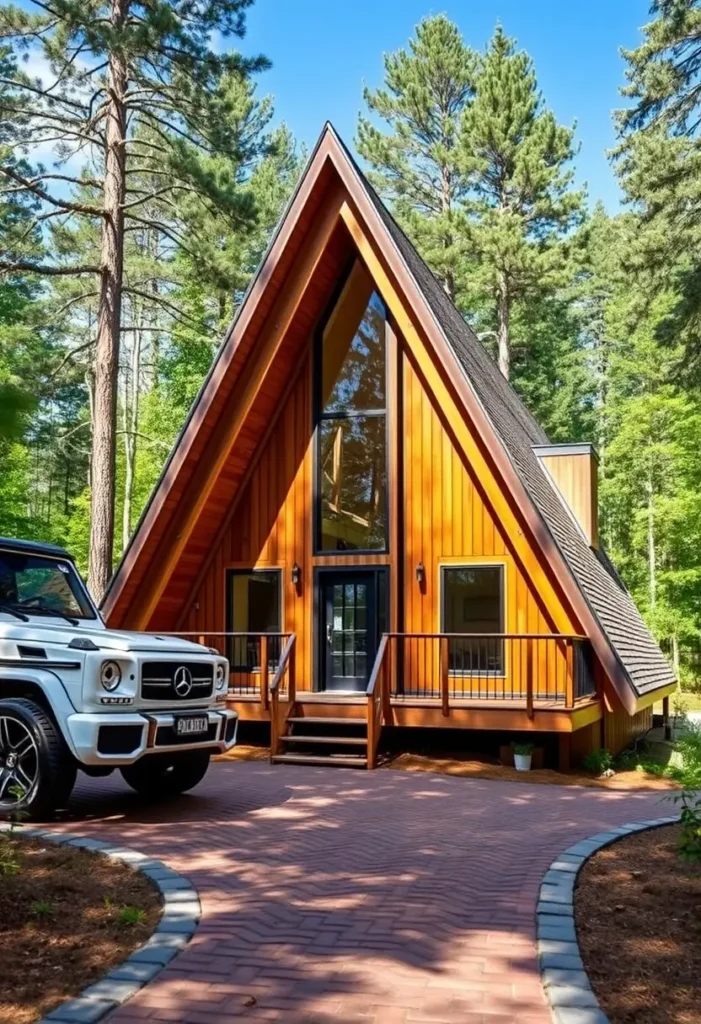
[537,815,678,1024]
[0,823,200,1024]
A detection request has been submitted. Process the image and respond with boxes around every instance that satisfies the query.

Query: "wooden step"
[281,734,367,746]
[271,753,368,768]
[288,716,366,727]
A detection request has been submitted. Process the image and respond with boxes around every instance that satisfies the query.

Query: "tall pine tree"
[459,27,584,379]
[357,15,478,304]
[0,0,268,598]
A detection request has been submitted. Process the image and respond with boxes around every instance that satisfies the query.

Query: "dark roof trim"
[533,443,600,461]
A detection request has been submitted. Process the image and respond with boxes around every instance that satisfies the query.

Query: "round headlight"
[100,660,121,692]
[215,663,226,690]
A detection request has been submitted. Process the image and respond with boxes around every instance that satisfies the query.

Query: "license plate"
[175,715,208,737]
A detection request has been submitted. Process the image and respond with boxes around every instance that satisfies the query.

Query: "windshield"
[0,549,97,621]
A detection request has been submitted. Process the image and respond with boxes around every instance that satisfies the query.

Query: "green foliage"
[358,15,477,304]
[511,741,535,756]
[116,905,146,927]
[669,722,701,861]
[0,836,21,876]
[582,748,614,775]
[30,899,54,919]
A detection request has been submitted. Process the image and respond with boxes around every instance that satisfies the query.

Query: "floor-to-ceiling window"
[316,260,388,553]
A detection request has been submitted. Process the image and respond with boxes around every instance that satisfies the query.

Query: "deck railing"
[372,633,596,716]
[269,634,297,757]
[146,632,292,708]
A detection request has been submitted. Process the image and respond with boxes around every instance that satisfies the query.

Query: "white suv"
[0,537,238,818]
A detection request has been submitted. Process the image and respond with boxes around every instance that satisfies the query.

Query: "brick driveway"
[53,763,671,1023]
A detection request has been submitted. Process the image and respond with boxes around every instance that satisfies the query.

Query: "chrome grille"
[141,661,214,701]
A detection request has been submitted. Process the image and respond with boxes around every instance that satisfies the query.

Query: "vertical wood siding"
[401,347,576,697]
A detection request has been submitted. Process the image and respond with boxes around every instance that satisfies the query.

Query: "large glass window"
[317,261,388,552]
[441,566,505,674]
[226,569,281,671]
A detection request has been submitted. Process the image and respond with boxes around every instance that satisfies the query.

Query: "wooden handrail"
[366,634,389,697]
[269,634,297,759]
[270,634,297,695]
[145,631,292,639]
[383,632,596,710]
[366,635,389,770]
[380,631,588,641]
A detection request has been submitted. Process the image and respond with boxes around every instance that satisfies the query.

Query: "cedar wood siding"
[178,304,579,699]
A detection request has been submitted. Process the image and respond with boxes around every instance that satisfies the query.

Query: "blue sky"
[243,0,651,210]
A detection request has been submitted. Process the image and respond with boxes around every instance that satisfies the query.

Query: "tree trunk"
[88,0,128,601]
[122,313,142,552]
[672,633,680,684]
[497,271,511,380]
[440,164,455,303]
[646,469,656,611]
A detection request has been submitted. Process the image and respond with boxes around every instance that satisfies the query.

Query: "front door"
[320,572,378,692]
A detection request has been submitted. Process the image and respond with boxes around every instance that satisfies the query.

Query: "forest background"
[0,0,699,684]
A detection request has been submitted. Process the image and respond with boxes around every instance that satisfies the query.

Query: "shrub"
[582,748,613,775]
[669,722,701,862]
[511,742,534,756]
[30,900,54,919]
[117,906,145,927]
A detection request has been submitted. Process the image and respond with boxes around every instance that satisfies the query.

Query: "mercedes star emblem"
[173,665,193,697]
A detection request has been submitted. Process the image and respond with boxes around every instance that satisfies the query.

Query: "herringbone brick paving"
[51,762,670,1023]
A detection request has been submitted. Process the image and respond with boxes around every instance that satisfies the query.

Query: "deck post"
[526,639,534,720]
[440,637,450,717]
[565,640,574,709]
[367,694,377,770]
[260,635,269,710]
[289,640,296,702]
[663,694,671,741]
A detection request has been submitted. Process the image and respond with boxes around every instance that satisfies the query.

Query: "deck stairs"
[271,708,369,769]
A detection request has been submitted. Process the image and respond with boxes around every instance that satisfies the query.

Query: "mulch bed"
[576,824,701,1023]
[382,751,680,789]
[0,832,162,1024]
[217,744,681,788]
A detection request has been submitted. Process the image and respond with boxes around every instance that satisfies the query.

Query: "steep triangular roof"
[103,123,674,711]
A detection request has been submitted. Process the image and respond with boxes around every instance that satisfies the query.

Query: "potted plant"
[511,742,535,772]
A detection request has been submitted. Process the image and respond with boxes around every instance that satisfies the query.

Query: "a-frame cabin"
[103,124,676,771]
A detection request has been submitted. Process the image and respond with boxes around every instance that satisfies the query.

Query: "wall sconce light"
[291,562,301,589]
[415,561,425,586]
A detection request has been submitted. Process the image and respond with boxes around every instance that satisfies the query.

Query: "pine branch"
[0,259,99,276]
[0,165,103,216]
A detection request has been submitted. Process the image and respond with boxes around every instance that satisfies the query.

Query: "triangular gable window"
[316,261,388,552]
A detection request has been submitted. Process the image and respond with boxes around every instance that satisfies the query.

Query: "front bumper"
[65,708,238,766]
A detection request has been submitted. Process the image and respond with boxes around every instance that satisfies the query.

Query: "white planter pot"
[514,753,532,772]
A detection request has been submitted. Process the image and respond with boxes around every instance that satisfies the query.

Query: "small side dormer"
[533,443,599,549]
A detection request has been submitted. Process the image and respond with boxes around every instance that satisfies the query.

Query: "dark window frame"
[312,262,391,556]
[224,568,283,673]
[439,564,506,678]
[312,565,390,692]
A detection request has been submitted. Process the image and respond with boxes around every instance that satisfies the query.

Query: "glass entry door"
[320,571,378,692]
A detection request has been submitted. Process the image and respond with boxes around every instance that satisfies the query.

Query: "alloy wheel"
[0,716,38,807]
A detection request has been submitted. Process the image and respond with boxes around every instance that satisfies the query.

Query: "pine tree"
[0,0,268,599]
[459,27,585,379]
[615,1,701,374]
[357,15,478,303]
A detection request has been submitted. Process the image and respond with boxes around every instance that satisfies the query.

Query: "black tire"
[120,750,211,797]
[0,697,77,820]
